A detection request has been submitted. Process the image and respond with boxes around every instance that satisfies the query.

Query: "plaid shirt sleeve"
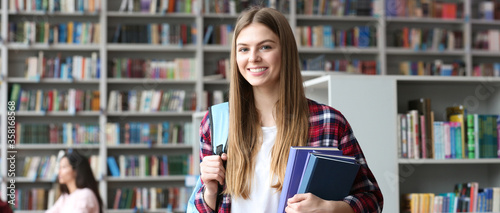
[194,112,231,213]
[307,100,384,213]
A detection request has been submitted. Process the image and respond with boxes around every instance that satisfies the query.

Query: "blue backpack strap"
[209,102,229,155]
[186,102,229,213]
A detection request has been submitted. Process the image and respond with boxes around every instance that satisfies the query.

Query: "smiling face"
[58,157,76,185]
[236,23,282,91]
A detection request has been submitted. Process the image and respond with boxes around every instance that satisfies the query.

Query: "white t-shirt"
[231,126,280,213]
[45,188,100,213]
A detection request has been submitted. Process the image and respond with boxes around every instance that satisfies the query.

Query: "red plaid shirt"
[194,100,383,213]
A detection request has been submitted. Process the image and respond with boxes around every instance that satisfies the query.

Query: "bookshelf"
[0,0,499,212]
[304,75,500,212]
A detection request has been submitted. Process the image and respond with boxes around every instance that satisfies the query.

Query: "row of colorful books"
[477,1,500,20]
[12,188,51,210]
[203,24,234,45]
[392,28,463,51]
[118,0,195,14]
[398,60,466,76]
[111,23,195,45]
[202,58,230,80]
[301,54,378,75]
[296,25,376,48]
[386,0,463,19]
[106,154,192,177]
[105,122,192,145]
[10,85,100,112]
[203,0,289,14]
[111,187,190,212]
[473,63,500,77]
[200,90,228,111]
[107,89,195,112]
[8,21,101,45]
[473,30,500,51]
[401,183,500,213]
[297,0,373,16]
[398,100,500,159]
[108,58,195,80]
[24,52,100,80]
[9,0,101,13]
[19,154,99,181]
[15,123,100,145]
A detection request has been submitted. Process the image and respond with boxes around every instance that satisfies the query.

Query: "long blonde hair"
[226,7,309,199]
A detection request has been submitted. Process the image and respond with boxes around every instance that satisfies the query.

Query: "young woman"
[46,151,103,213]
[194,7,383,213]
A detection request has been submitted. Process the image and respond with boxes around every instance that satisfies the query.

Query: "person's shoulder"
[73,188,95,198]
[307,99,348,124]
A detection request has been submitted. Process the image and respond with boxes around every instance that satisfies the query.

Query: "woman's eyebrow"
[237,39,276,46]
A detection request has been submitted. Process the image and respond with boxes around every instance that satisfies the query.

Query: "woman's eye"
[261,45,271,50]
[238,48,248,52]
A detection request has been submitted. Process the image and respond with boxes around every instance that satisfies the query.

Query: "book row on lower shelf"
[109,57,195,80]
[11,185,191,212]
[106,154,193,177]
[16,152,192,182]
[295,25,376,48]
[110,187,190,212]
[399,60,500,77]
[386,0,464,19]
[105,122,192,145]
[15,122,100,145]
[9,0,101,13]
[111,23,196,45]
[401,183,500,213]
[391,28,463,51]
[23,52,101,80]
[301,54,378,75]
[398,99,500,159]
[10,84,100,112]
[9,21,101,45]
[18,153,99,181]
[107,89,196,112]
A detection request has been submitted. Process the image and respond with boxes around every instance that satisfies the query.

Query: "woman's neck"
[67,181,77,194]
[253,87,279,127]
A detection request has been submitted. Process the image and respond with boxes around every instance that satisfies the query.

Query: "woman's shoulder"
[307,99,346,121]
[72,188,97,199]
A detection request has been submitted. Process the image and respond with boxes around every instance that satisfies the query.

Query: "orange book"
[441,3,456,19]
[91,91,100,111]
[67,22,74,43]
[81,57,86,79]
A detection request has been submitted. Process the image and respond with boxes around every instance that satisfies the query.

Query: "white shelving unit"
[304,74,500,212]
[0,0,499,212]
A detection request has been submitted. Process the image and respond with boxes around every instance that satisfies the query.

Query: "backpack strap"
[208,102,229,155]
[208,102,229,212]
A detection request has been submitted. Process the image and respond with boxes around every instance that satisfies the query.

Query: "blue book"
[296,152,359,201]
[203,25,214,44]
[107,156,120,177]
[277,146,342,213]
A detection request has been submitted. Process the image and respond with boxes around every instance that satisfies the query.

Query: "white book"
[67,0,75,12]
[142,187,148,208]
[128,90,137,111]
[128,0,134,12]
[119,155,126,178]
[488,30,500,51]
[150,0,157,13]
[150,90,162,112]
[37,51,44,78]
[26,156,41,181]
[91,52,97,78]
[139,155,146,177]
[47,188,55,208]
[119,0,128,12]
[26,57,38,79]
[68,89,76,114]
[150,187,157,210]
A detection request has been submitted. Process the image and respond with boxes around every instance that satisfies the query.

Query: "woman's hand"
[199,153,227,209]
[285,193,354,213]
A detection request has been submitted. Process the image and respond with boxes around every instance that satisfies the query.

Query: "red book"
[442,3,456,19]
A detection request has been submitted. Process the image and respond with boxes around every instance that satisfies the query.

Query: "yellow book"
[67,22,74,44]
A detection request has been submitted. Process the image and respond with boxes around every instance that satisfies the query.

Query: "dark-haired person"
[46,151,103,213]
[194,7,383,213]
